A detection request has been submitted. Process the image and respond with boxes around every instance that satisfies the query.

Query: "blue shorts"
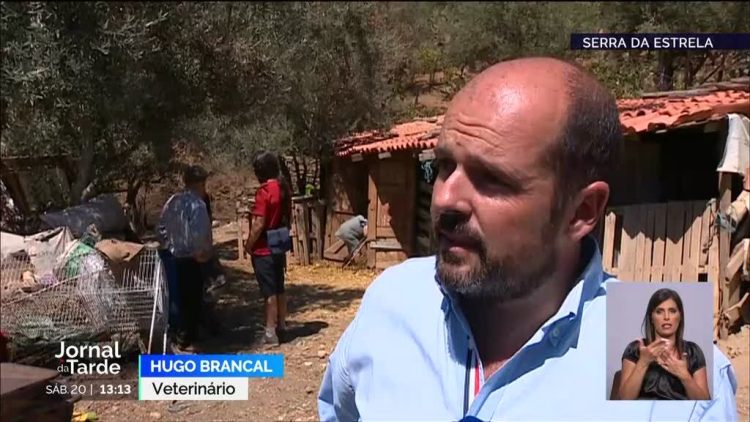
[252,253,286,298]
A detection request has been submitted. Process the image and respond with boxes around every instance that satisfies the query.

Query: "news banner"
[570,33,750,50]
[45,341,283,401]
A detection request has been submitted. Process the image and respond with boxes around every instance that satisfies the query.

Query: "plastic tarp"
[0,232,25,258]
[1,227,75,277]
[40,194,129,238]
[717,113,750,175]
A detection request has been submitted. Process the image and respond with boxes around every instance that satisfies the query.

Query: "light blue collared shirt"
[318,238,738,421]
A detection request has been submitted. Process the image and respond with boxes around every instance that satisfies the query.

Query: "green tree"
[190,3,405,193]
[1,2,277,218]
[2,2,192,205]
[600,2,750,91]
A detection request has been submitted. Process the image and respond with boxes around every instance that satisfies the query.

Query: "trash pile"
[0,195,168,366]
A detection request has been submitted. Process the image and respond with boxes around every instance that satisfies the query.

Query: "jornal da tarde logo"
[55,341,122,376]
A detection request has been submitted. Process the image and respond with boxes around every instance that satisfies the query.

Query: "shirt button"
[552,327,561,337]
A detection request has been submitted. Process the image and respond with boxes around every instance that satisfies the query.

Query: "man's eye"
[478,172,511,192]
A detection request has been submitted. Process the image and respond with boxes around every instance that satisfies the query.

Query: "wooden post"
[367,160,378,268]
[602,211,616,274]
[717,172,733,338]
[303,201,313,265]
[307,201,318,261]
[404,156,417,257]
[236,201,250,263]
[315,201,326,260]
[709,200,721,339]
[236,202,243,262]
[296,201,311,266]
[292,201,301,265]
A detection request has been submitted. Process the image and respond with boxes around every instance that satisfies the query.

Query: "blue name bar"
[139,354,284,378]
[571,33,750,50]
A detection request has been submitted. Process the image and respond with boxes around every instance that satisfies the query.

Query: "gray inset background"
[606,282,714,400]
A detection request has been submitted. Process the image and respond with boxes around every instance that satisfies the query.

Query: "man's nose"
[431,168,472,216]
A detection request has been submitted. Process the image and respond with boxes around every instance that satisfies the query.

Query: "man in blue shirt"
[318,57,738,421]
[158,165,214,353]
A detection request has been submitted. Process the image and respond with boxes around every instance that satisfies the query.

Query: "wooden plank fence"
[236,196,325,265]
[601,200,718,283]
[415,180,437,256]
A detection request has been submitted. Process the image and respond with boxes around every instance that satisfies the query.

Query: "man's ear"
[568,181,609,241]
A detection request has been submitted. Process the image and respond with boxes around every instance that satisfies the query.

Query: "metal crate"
[1,243,168,362]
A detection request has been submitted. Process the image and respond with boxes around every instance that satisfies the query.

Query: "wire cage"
[0,242,168,363]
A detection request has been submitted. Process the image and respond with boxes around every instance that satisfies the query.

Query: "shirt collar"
[536,235,607,346]
[260,179,279,188]
[547,235,606,325]
[181,189,202,200]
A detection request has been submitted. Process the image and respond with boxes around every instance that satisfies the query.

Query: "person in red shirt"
[244,151,293,345]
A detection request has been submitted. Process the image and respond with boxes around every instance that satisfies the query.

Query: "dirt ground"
[75,227,377,421]
[74,226,750,421]
[718,324,750,420]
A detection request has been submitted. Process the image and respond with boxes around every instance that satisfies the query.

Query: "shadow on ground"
[195,260,364,354]
[215,238,240,261]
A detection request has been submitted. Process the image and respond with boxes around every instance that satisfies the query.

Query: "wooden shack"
[325,117,442,269]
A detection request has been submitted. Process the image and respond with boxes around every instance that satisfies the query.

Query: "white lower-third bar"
[139,377,248,400]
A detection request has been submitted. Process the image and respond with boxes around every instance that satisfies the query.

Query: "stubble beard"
[435,223,560,304]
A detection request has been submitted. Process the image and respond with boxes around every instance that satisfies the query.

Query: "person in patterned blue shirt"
[158,165,213,353]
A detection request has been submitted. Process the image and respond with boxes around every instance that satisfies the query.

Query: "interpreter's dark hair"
[547,62,623,219]
[253,151,292,227]
[642,288,685,355]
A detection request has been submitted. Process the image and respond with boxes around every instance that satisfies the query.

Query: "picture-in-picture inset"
[607,282,714,401]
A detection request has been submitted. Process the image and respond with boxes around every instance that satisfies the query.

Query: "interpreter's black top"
[622,339,707,400]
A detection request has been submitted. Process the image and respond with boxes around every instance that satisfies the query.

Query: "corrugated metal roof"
[335,85,750,157]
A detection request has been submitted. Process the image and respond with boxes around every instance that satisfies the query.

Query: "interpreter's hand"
[637,338,669,365]
[657,352,691,381]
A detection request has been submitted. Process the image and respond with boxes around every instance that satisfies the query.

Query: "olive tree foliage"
[599,2,750,92]
[3,1,749,211]
[190,3,407,193]
[1,2,221,207]
[387,2,750,99]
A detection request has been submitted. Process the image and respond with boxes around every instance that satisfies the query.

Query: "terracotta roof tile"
[335,87,749,157]
[618,89,749,135]
[335,116,443,157]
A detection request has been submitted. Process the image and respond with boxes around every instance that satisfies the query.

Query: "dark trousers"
[174,257,203,346]
[158,249,181,328]
[202,255,224,282]
[200,256,223,333]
